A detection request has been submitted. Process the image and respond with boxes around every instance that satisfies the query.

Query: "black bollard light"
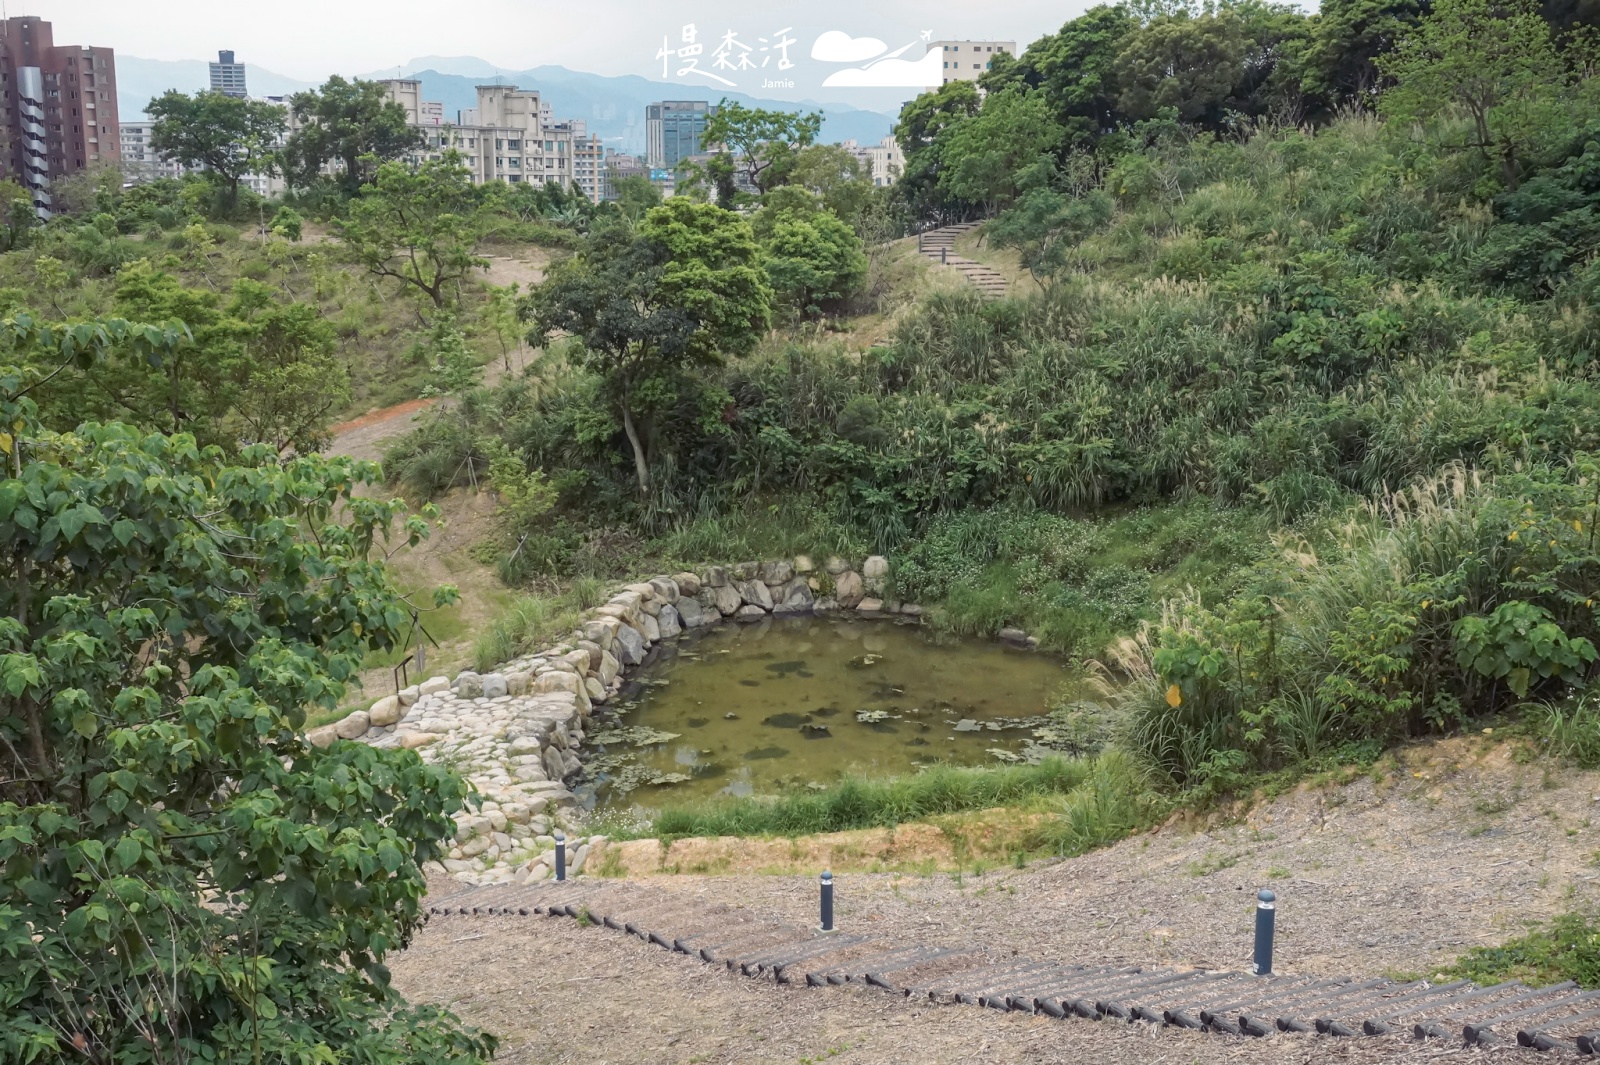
[819,870,834,933]
[1251,889,1276,976]
[554,830,567,882]
[940,246,948,265]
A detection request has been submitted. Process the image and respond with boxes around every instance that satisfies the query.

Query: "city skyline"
[31,0,1104,107]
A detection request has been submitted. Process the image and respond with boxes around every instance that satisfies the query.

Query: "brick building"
[0,16,119,217]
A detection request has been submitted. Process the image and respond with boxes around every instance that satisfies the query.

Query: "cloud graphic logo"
[811,31,889,63]
[821,47,942,88]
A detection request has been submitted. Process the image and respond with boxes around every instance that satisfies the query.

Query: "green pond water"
[586,616,1073,812]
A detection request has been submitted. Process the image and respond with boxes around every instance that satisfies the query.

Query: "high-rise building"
[645,100,714,170]
[209,50,247,97]
[379,80,577,189]
[572,134,607,204]
[929,40,1016,86]
[841,135,905,188]
[0,16,120,218]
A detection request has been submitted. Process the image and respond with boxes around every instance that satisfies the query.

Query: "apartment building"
[645,100,714,170]
[929,40,1015,86]
[0,16,120,217]
[382,79,577,189]
[209,50,246,97]
[842,135,904,188]
[572,133,606,203]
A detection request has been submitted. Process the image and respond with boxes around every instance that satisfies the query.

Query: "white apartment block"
[841,135,904,188]
[383,80,580,191]
[930,40,1015,86]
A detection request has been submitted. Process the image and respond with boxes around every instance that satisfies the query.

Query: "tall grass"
[472,576,607,671]
[636,753,1163,848]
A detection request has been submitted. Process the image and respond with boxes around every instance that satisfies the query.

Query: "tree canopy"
[146,90,288,209]
[0,317,489,1063]
[522,201,771,492]
[284,77,422,195]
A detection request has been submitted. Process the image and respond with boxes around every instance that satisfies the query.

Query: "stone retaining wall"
[304,554,914,886]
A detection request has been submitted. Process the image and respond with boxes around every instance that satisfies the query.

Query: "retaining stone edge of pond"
[303,555,1040,886]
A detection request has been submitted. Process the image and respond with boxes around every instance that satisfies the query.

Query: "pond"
[584,615,1076,812]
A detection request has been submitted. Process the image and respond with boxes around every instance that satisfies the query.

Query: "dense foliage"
[0,320,490,1061]
[389,0,1600,793]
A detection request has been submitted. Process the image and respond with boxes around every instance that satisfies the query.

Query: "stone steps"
[428,880,1593,1053]
[916,223,1008,300]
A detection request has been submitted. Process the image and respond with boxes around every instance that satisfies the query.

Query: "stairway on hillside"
[917,223,1010,300]
[428,878,1600,1054]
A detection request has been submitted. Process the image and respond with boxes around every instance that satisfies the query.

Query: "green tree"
[227,278,350,454]
[983,5,1139,149]
[146,90,287,211]
[1299,0,1429,105]
[524,202,771,492]
[0,180,36,251]
[1377,0,1567,190]
[611,175,663,222]
[1115,10,1251,124]
[894,80,983,220]
[284,76,422,195]
[701,100,823,195]
[334,151,489,310]
[938,89,1067,215]
[754,190,868,316]
[788,144,876,230]
[0,316,490,1064]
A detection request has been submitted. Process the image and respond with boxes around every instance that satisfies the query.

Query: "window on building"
[507,139,520,149]
[510,157,520,168]
[508,175,521,182]
[495,138,503,149]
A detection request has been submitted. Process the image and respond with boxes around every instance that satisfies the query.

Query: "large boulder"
[367,695,402,727]
[453,672,484,698]
[307,725,338,748]
[614,623,647,665]
[732,562,759,581]
[582,618,615,650]
[677,597,708,629]
[640,612,661,643]
[625,582,657,602]
[481,673,509,699]
[834,570,864,608]
[703,565,730,588]
[397,685,421,707]
[658,603,683,639]
[562,649,592,675]
[542,745,568,782]
[535,671,582,697]
[737,580,774,611]
[772,579,815,615]
[598,649,620,685]
[419,675,451,696]
[825,556,851,576]
[793,555,815,575]
[585,676,606,702]
[673,571,702,596]
[506,671,532,696]
[648,576,680,603]
[640,597,662,618]
[576,640,603,671]
[759,560,794,586]
[334,711,370,740]
[710,583,742,616]
[736,605,768,621]
[862,555,890,595]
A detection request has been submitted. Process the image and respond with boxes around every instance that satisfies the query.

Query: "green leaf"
[72,711,98,738]
[115,836,141,870]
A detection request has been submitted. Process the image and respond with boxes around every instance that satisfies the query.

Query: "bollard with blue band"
[819,871,834,933]
[1251,889,1276,976]
[554,830,567,882]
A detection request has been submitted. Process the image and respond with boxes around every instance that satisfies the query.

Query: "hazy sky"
[38,1,1089,88]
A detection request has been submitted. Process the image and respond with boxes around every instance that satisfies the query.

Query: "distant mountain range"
[116,55,899,155]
